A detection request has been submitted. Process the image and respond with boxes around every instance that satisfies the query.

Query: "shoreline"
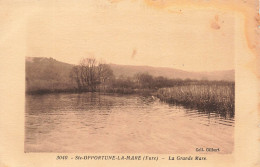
[26,88,157,96]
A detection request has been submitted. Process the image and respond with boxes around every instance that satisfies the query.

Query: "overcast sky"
[27,0,235,71]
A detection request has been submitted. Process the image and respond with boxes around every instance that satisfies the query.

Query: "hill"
[26,57,74,92]
[109,64,234,81]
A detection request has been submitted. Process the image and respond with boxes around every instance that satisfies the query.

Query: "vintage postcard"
[0,0,259,167]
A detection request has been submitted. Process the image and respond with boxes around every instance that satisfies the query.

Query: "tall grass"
[157,83,235,118]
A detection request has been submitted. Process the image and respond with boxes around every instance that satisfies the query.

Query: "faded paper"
[0,0,259,167]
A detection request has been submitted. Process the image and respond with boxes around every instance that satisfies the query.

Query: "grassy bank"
[104,88,156,96]
[26,87,156,96]
[26,88,81,95]
[157,83,235,118]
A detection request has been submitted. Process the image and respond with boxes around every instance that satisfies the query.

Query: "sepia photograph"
[25,0,236,153]
[1,0,260,167]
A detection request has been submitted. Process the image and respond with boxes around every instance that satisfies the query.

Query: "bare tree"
[71,57,114,92]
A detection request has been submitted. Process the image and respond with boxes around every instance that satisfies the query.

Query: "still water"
[25,93,234,153]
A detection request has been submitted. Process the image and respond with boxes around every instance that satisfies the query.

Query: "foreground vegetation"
[157,83,235,118]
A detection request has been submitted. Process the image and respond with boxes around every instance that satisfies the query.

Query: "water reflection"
[25,93,234,153]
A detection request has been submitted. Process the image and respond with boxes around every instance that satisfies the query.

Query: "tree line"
[70,57,234,92]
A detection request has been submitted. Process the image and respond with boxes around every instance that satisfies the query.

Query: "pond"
[25,93,234,153]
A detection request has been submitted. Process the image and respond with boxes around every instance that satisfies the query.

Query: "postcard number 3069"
[56,156,68,160]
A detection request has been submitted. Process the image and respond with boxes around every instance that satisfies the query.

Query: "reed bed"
[157,83,235,118]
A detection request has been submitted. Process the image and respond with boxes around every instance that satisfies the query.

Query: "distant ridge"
[109,63,234,81]
[26,57,234,82]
